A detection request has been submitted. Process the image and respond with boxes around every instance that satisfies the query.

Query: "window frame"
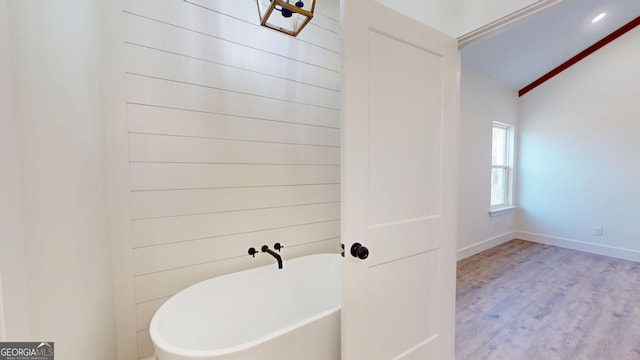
[490,121,514,210]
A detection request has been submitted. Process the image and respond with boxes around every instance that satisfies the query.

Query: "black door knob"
[350,243,369,260]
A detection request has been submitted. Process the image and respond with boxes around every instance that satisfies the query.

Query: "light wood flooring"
[456,239,640,360]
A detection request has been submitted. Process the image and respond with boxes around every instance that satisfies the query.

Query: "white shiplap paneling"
[137,330,153,359]
[128,133,339,165]
[126,74,340,127]
[123,13,340,91]
[133,220,340,275]
[132,202,340,248]
[124,0,340,70]
[131,184,339,219]
[136,297,168,331]
[125,44,340,109]
[127,104,340,146]
[124,1,340,357]
[129,163,339,191]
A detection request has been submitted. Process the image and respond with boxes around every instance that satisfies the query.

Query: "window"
[491,122,513,208]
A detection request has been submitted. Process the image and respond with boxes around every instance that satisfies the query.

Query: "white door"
[341,0,459,359]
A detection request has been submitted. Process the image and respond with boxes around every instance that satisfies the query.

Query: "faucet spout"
[261,245,283,269]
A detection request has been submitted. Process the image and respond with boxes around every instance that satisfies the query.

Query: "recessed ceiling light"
[592,12,606,23]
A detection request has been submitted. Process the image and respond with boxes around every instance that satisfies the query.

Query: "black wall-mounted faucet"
[261,245,283,269]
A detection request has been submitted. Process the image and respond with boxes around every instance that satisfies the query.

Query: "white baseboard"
[514,231,640,263]
[457,231,515,261]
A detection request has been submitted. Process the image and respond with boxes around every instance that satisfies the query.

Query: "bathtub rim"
[149,253,342,358]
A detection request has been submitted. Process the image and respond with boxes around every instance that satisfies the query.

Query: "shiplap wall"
[122,0,341,357]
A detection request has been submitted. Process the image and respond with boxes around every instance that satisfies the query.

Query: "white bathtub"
[150,253,342,360]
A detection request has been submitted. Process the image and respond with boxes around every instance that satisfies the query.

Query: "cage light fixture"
[257,0,316,37]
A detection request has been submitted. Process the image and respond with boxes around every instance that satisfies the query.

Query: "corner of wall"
[516,26,640,258]
[457,66,519,258]
[457,231,514,260]
[102,0,138,359]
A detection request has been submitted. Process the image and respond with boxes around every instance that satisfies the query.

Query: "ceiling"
[461,0,640,91]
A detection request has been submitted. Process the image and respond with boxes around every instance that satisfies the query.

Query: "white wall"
[374,0,458,36]
[517,27,640,260]
[5,0,117,358]
[0,0,30,341]
[113,1,342,357]
[457,67,519,259]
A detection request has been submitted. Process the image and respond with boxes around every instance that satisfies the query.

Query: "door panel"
[341,0,459,359]
[368,30,442,225]
[368,250,440,359]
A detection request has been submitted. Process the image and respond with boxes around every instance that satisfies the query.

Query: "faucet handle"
[274,242,284,252]
[248,247,258,258]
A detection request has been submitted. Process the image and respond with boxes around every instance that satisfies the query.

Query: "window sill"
[488,206,517,217]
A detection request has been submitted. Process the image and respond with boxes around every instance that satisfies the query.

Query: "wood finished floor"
[456,239,640,360]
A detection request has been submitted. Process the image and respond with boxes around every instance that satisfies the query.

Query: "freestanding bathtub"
[150,253,342,360]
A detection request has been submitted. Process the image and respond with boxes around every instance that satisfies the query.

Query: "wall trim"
[519,15,640,96]
[457,0,562,48]
[457,231,640,263]
[514,231,640,263]
[457,231,515,261]
[103,0,138,358]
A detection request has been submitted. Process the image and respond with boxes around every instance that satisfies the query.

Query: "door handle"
[350,243,369,260]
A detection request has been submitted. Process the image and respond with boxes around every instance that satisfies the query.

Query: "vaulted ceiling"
[461,0,640,91]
